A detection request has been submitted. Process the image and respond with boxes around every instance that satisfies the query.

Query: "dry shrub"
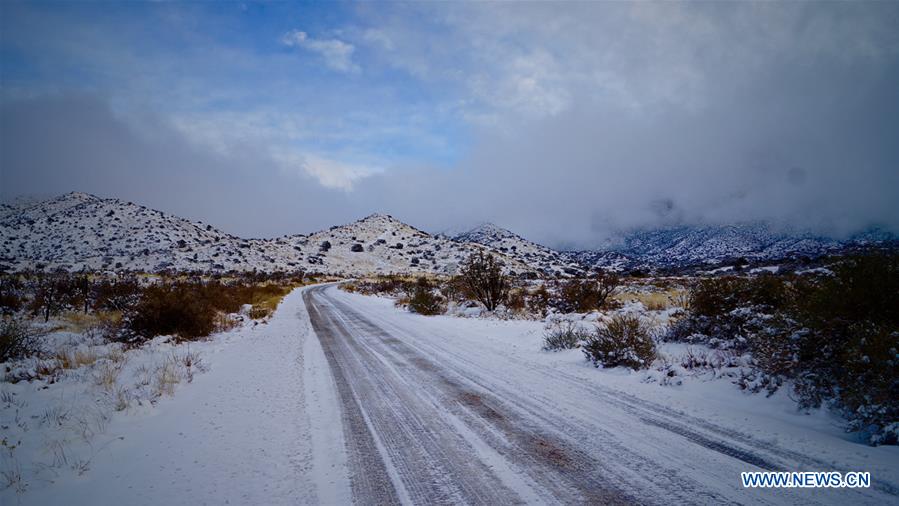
[582,314,656,370]
[670,254,899,445]
[126,284,216,340]
[506,289,526,312]
[92,361,122,391]
[787,254,899,444]
[557,272,620,313]
[0,275,24,314]
[407,278,445,316]
[125,279,293,340]
[248,306,271,320]
[527,285,551,315]
[459,251,508,311]
[113,386,131,411]
[34,359,64,382]
[1,315,44,362]
[542,320,590,351]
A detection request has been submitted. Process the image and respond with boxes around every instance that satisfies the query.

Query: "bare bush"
[459,251,508,311]
[557,271,620,313]
[1,316,44,362]
[542,320,590,351]
[582,314,656,370]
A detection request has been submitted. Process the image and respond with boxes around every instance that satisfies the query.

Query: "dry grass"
[55,348,100,370]
[53,343,126,375]
[613,287,689,311]
[213,312,241,333]
[62,311,122,335]
[153,361,179,398]
[247,283,298,320]
[173,349,204,383]
[92,361,122,391]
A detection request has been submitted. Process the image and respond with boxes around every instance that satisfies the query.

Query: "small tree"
[459,251,508,311]
[594,270,620,308]
[72,271,94,314]
[29,271,70,322]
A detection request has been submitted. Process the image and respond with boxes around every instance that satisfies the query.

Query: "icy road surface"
[304,284,899,506]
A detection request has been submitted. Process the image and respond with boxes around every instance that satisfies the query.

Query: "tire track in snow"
[319,290,726,505]
[305,287,529,505]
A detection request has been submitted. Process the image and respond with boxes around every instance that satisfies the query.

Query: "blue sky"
[3,2,469,181]
[2,2,898,246]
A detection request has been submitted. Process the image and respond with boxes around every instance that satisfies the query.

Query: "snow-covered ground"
[313,286,898,504]
[4,284,897,504]
[1,287,350,505]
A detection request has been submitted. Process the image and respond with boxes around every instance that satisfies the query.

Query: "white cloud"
[169,111,379,190]
[281,30,360,73]
[273,150,380,190]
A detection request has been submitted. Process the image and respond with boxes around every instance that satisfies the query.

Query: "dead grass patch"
[613,287,688,311]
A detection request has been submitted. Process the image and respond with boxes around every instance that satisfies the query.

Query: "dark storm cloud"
[0,94,358,237]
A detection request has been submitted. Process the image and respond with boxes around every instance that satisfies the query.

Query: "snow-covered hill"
[0,192,292,273]
[453,223,586,276]
[454,221,896,273]
[2,193,894,275]
[572,223,896,271]
[0,193,535,276]
[299,213,537,276]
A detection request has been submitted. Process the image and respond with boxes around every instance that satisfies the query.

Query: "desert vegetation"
[542,319,591,351]
[0,269,307,362]
[582,314,656,370]
[0,268,309,492]
[340,253,897,445]
[664,253,898,445]
[459,251,509,311]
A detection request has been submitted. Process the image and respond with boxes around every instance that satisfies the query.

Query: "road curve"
[303,284,897,506]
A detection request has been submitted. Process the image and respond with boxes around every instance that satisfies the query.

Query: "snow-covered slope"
[0,193,535,276]
[0,192,298,273]
[453,223,586,276]
[2,193,894,275]
[571,223,897,271]
[300,214,535,276]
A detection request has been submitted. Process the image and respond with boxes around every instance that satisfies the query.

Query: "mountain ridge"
[1,192,895,275]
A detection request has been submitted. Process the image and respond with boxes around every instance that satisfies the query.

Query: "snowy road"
[12,284,895,505]
[304,284,899,506]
